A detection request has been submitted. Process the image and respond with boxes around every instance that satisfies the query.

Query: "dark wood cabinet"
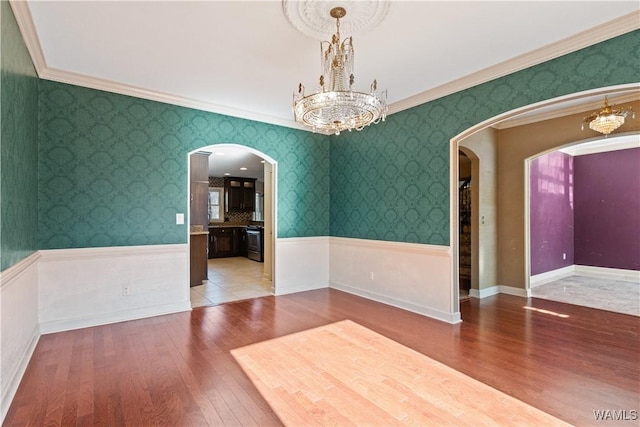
[238,227,248,257]
[190,152,210,287]
[225,177,256,212]
[209,227,236,258]
[190,153,210,227]
[208,226,248,258]
[189,233,208,286]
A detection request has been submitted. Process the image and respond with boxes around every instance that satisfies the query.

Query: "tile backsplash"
[209,176,253,224]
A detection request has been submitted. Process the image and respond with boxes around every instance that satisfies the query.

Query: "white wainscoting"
[274,237,330,295]
[329,237,460,324]
[38,244,192,334]
[0,252,40,422]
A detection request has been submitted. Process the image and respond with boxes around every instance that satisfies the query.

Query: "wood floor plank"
[232,320,570,426]
[4,290,639,426]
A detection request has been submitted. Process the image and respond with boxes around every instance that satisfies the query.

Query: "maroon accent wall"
[574,147,640,271]
[530,152,575,275]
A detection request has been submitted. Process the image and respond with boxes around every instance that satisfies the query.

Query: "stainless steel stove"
[246,225,263,262]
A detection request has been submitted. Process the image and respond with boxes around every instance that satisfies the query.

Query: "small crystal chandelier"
[293,7,387,135]
[582,96,634,135]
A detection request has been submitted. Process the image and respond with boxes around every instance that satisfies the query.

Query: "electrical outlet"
[369,272,375,280]
[562,253,566,260]
[123,286,130,296]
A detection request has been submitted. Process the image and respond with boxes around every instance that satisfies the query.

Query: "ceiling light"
[293,7,387,136]
[240,167,247,171]
[224,172,231,176]
[582,96,634,135]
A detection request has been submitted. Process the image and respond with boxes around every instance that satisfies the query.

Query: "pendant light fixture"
[293,7,387,135]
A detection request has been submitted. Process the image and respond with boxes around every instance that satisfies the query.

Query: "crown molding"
[9,0,306,131]
[388,11,640,116]
[39,66,307,131]
[9,0,47,73]
[494,90,640,130]
[10,0,640,132]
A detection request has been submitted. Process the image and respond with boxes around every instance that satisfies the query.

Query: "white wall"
[0,253,40,421]
[38,244,191,333]
[329,237,459,324]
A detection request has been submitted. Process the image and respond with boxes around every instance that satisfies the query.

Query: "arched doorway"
[450,84,639,310]
[525,133,639,315]
[188,144,277,307]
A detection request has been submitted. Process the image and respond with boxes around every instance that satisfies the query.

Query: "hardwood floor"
[5,290,639,426]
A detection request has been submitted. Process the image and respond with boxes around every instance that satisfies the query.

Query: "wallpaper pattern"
[34,29,640,250]
[39,82,329,249]
[1,1,39,270]
[331,30,640,245]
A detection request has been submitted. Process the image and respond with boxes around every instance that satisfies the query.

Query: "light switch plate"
[176,213,184,225]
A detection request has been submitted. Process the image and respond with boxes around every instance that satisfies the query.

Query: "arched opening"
[450,84,639,313]
[525,133,639,315]
[187,143,277,307]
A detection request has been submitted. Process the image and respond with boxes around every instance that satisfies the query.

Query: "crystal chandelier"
[582,96,634,135]
[293,7,387,135]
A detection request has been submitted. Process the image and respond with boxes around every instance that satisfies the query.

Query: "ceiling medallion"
[292,6,387,135]
[283,0,389,40]
[582,96,635,135]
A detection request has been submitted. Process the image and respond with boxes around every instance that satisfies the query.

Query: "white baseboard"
[530,265,575,287]
[470,285,528,299]
[275,282,328,296]
[331,280,461,324]
[529,264,640,288]
[574,265,640,283]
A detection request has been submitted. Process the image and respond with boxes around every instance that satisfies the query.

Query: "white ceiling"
[13,0,640,133]
[199,145,266,180]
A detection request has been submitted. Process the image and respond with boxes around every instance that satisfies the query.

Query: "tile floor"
[190,257,272,308]
[531,275,639,316]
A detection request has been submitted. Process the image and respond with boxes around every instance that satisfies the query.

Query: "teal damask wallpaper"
[331,30,640,245]
[24,27,640,252]
[1,1,39,270]
[39,82,329,248]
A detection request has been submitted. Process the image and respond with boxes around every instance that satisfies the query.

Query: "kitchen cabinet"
[190,152,210,227]
[225,177,256,212]
[189,152,210,287]
[238,227,248,257]
[190,232,208,286]
[208,226,248,258]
